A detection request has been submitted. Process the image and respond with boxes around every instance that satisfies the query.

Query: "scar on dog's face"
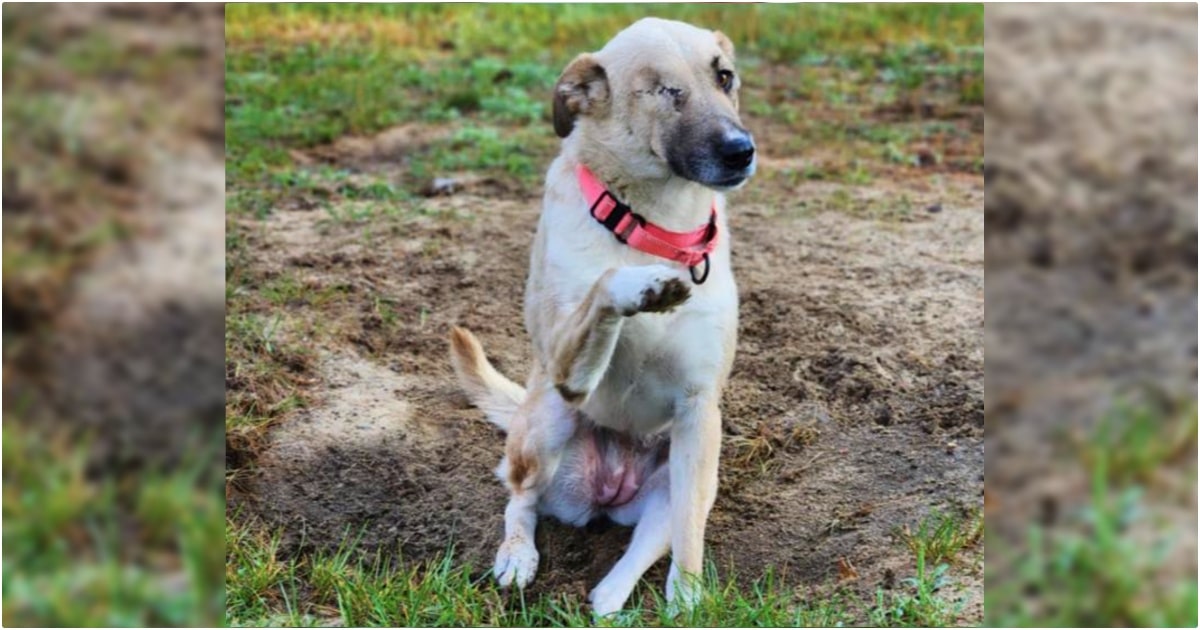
[553,18,757,190]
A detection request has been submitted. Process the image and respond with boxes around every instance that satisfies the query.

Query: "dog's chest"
[582,300,729,436]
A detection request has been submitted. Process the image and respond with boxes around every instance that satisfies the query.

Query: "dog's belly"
[540,421,668,526]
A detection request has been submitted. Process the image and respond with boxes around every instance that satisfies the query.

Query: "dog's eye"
[716,69,734,93]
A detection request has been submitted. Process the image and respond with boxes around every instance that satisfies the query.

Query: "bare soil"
[229,108,985,615]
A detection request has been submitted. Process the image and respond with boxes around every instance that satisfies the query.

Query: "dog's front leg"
[589,468,671,616]
[550,264,691,403]
[666,392,722,612]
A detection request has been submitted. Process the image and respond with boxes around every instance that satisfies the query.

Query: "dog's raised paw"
[494,536,539,589]
[609,264,692,316]
[638,277,690,313]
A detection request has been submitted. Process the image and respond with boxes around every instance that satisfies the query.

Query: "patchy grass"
[899,509,984,567]
[986,401,1199,627]
[224,4,984,219]
[226,517,975,628]
[868,547,966,627]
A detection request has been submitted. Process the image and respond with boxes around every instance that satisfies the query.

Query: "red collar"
[576,164,719,283]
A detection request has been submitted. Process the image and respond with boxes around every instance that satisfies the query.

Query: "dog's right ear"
[552,53,610,138]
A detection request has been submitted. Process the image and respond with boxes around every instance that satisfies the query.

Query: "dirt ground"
[229,89,985,615]
[984,3,1197,601]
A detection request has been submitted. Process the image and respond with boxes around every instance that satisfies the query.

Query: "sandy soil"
[228,114,985,615]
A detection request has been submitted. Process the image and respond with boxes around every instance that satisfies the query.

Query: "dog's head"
[553,18,756,191]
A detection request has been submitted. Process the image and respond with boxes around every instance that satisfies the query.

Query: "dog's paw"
[608,265,692,316]
[493,536,539,589]
[588,578,633,617]
[664,563,702,618]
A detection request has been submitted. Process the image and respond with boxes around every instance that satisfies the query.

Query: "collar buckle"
[589,190,644,244]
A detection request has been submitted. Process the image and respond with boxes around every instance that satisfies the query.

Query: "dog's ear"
[714,30,736,61]
[552,53,610,138]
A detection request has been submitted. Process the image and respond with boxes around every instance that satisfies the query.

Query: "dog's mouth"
[675,159,756,191]
[704,165,755,191]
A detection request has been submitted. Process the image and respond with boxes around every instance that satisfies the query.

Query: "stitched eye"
[716,69,734,92]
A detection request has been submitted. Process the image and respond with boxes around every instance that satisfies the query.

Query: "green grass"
[2,422,224,626]
[868,548,965,628]
[1081,400,1198,487]
[226,517,975,627]
[900,509,984,567]
[224,3,984,217]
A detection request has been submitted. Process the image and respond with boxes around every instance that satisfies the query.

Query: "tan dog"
[449,18,755,615]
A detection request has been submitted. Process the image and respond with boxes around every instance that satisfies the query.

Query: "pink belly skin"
[584,426,657,509]
[595,464,642,507]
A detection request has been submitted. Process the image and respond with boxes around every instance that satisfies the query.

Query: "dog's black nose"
[719,135,755,170]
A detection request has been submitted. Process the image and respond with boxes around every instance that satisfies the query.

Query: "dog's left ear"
[714,31,736,60]
[552,53,610,138]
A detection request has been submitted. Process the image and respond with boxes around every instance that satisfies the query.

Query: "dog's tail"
[448,326,525,432]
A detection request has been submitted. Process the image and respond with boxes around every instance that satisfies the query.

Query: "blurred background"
[983,4,1197,626]
[3,4,225,625]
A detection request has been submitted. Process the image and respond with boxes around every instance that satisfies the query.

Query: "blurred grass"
[985,401,1199,627]
[2,422,224,626]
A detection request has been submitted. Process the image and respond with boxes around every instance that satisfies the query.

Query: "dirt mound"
[299,123,454,172]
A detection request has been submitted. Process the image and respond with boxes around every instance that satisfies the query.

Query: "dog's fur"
[449,18,755,615]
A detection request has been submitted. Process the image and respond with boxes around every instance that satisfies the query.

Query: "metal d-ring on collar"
[690,253,711,284]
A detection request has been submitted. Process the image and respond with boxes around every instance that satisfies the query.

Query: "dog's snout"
[718,134,755,171]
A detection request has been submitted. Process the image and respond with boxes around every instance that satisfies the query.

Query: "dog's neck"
[568,145,717,233]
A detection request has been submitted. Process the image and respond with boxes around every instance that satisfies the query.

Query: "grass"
[726,418,820,473]
[868,548,964,627]
[1080,399,1198,487]
[226,516,975,627]
[2,422,224,626]
[224,3,984,220]
[899,509,984,567]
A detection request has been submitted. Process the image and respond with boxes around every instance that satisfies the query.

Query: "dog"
[449,18,755,615]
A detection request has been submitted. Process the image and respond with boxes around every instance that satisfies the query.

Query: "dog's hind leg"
[493,373,578,589]
[551,264,691,403]
[588,468,670,616]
